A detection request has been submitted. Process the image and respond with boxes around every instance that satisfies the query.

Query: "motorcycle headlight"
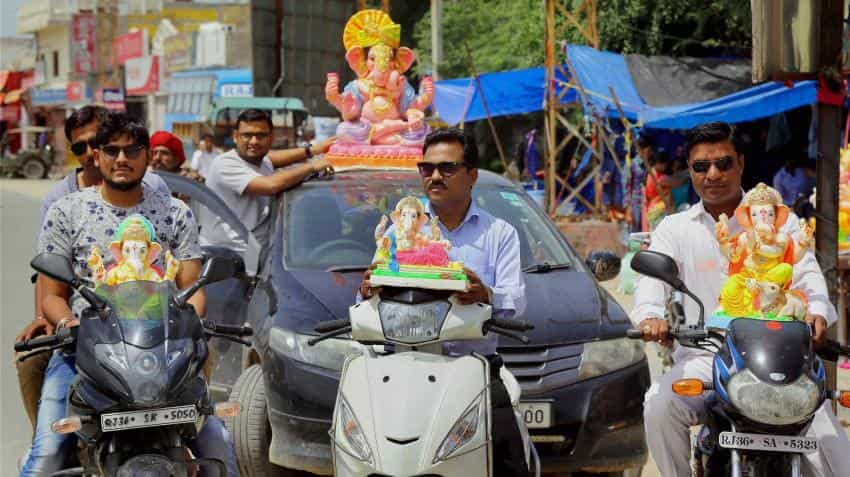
[578,337,645,380]
[95,343,130,371]
[336,395,373,464]
[727,369,821,426]
[433,393,485,463]
[378,300,451,344]
[270,326,363,372]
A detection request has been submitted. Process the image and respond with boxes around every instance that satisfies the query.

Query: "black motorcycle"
[16,253,253,477]
[626,250,850,477]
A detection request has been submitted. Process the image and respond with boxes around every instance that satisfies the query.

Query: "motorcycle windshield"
[95,281,174,348]
[726,318,810,384]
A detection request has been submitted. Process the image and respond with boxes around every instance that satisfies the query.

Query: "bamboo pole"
[464,43,509,173]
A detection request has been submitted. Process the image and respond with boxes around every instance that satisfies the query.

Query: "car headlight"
[379,300,451,344]
[578,337,645,380]
[336,395,373,464]
[270,326,363,372]
[433,392,485,463]
[727,369,821,425]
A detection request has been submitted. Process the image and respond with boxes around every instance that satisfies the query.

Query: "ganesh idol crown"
[324,9,434,169]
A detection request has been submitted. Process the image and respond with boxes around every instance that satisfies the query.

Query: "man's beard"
[103,176,143,191]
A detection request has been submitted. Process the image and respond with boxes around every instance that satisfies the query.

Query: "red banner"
[125,56,160,96]
[71,13,97,75]
[113,30,147,66]
[66,81,87,102]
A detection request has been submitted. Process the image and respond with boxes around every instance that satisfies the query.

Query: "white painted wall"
[35,23,70,89]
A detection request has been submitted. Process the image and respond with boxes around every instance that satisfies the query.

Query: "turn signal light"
[838,391,850,408]
[52,416,83,434]
[672,379,705,397]
[215,402,241,418]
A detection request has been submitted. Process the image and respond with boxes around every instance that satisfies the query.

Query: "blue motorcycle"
[627,250,850,477]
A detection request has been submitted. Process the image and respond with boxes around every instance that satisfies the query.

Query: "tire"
[225,364,278,477]
[20,158,46,179]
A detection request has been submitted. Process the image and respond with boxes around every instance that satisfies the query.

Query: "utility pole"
[96,0,119,89]
[430,0,442,81]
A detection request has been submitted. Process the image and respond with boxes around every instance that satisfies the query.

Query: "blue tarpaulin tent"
[639,80,818,130]
[433,66,574,125]
[565,45,646,121]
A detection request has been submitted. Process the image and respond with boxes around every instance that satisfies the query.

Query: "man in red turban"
[149,131,186,173]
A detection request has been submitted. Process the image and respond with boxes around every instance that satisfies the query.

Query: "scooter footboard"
[333,351,492,476]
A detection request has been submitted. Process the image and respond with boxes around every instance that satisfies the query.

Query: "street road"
[0,178,848,476]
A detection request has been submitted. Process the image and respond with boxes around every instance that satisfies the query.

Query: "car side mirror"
[630,250,687,292]
[174,256,244,308]
[585,250,621,282]
[31,253,78,287]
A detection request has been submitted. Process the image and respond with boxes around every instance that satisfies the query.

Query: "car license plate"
[719,431,818,453]
[518,402,552,429]
[101,405,198,432]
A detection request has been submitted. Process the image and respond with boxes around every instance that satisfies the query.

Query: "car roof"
[320,168,520,189]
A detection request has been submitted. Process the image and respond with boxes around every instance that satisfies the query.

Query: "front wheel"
[19,158,47,179]
[225,364,277,477]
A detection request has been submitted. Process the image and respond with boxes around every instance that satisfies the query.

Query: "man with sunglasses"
[200,108,333,252]
[20,111,240,477]
[359,128,528,476]
[15,106,171,432]
[631,122,849,476]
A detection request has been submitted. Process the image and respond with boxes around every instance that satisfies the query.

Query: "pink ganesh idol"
[325,10,434,168]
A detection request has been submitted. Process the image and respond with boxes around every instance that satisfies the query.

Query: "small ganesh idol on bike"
[19,112,239,477]
[631,121,850,477]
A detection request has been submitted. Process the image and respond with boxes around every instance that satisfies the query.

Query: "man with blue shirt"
[360,127,528,476]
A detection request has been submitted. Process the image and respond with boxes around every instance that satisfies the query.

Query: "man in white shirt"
[190,133,218,179]
[200,109,333,252]
[632,121,849,477]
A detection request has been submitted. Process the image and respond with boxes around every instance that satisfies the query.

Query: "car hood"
[281,268,631,345]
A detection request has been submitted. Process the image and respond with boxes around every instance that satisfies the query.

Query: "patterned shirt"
[38,184,202,315]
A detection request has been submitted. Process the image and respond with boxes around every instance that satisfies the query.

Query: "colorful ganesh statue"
[369,196,468,291]
[712,183,814,323]
[324,9,434,168]
[87,214,180,287]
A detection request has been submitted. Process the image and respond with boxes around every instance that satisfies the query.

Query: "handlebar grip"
[625,329,644,339]
[315,319,351,333]
[488,318,534,331]
[674,330,708,340]
[15,334,60,353]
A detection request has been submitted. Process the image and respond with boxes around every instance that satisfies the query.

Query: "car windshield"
[282,174,575,270]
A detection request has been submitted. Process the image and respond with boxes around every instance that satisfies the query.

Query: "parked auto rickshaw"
[0,127,56,179]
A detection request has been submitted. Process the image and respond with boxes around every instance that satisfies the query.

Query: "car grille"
[498,343,584,395]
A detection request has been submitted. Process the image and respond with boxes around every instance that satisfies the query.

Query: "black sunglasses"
[416,161,467,178]
[100,144,147,160]
[690,156,736,174]
[70,140,90,156]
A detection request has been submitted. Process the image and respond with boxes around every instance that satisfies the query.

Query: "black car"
[158,168,650,477]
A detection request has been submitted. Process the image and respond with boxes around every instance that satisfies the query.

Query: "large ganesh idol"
[324,9,434,168]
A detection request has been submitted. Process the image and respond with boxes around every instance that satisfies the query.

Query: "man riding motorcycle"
[360,127,529,476]
[20,112,237,476]
[631,121,850,476]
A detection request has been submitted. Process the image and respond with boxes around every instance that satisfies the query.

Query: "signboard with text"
[71,13,97,76]
[66,81,90,103]
[98,88,126,111]
[163,32,195,72]
[113,30,149,66]
[125,56,160,96]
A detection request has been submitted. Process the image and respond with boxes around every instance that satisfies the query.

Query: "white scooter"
[309,287,540,476]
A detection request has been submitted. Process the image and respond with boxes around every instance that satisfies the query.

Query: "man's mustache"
[427,180,447,189]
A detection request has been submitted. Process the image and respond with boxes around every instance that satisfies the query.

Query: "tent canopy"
[432,45,817,130]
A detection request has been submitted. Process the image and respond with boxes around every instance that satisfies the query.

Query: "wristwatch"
[304,144,313,159]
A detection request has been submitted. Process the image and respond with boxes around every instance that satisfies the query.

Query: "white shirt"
[199,149,274,253]
[191,148,218,178]
[630,200,835,329]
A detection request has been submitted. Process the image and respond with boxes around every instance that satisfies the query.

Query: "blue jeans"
[20,352,238,477]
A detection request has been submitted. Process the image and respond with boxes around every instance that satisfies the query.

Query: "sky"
[0,0,30,38]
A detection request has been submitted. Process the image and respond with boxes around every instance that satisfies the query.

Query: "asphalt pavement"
[1,177,848,476]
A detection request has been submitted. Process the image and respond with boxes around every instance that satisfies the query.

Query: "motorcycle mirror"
[630,251,687,292]
[585,250,621,282]
[31,253,79,287]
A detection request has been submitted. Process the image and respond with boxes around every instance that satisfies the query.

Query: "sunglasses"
[690,156,736,174]
[100,144,147,160]
[238,132,271,141]
[70,140,90,156]
[416,161,467,178]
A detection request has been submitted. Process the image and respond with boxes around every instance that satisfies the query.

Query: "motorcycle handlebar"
[625,328,708,341]
[488,318,534,332]
[15,334,60,353]
[203,321,253,337]
[315,319,351,333]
